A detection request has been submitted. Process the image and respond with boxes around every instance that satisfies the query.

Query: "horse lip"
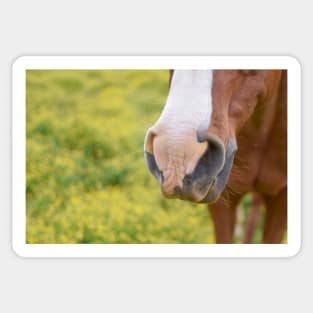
[197,177,220,203]
[196,177,217,203]
[207,177,216,193]
[145,138,236,204]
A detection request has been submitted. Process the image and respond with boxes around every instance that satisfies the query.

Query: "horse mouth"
[163,178,216,202]
[144,138,237,204]
[197,177,217,203]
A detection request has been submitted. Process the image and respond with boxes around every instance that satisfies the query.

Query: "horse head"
[144,70,282,203]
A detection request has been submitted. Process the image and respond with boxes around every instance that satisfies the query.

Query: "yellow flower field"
[26,69,218,244]
[26,69,268,244]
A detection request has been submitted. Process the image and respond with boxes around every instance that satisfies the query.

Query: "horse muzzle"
[144,132,237,203]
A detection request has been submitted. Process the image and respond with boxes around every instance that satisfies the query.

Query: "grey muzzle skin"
[144,129,237,204]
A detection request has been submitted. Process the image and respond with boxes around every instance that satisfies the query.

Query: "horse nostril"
[196,134,226,178]
[144,151,163,184]
[160,172,164,184]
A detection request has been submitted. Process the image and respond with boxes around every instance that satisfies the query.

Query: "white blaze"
[157,70,213,132]
[147,70,214,192]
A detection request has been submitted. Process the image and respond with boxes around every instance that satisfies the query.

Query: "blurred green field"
[26,69,265,244]
[26,70,215,243]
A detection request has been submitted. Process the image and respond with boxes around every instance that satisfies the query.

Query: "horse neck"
[241,70,286,146]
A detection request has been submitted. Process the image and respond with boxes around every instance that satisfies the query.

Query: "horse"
[144,69,287,243]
